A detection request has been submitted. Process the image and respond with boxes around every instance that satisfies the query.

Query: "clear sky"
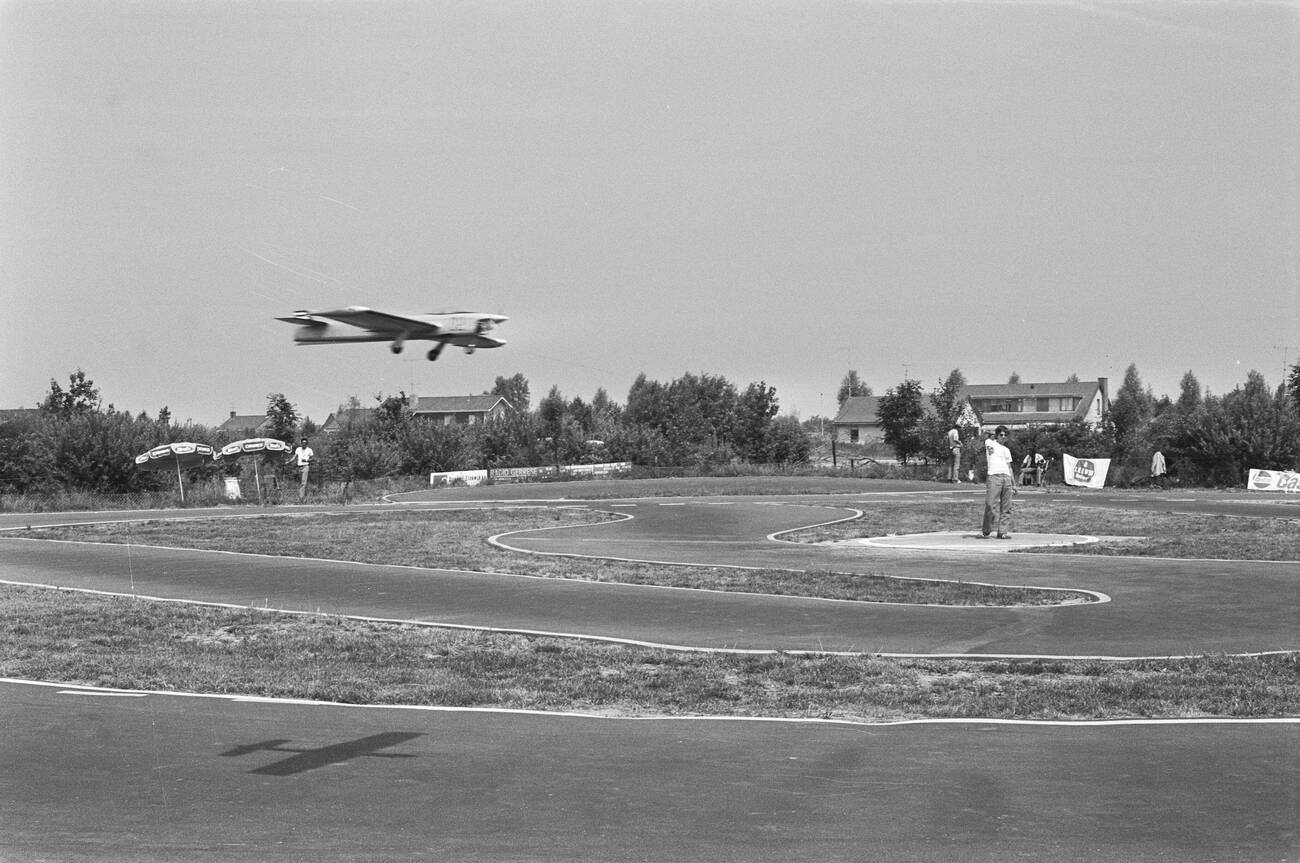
[2,1,1296,426]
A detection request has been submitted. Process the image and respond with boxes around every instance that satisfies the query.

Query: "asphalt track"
[1,485,1297,861]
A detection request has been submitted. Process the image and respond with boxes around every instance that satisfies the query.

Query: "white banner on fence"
[430,462,631,487]
[1062,453,1111,489]
[1247,469,1300,493]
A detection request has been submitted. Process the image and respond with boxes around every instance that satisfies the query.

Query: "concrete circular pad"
[828,531,1125,553]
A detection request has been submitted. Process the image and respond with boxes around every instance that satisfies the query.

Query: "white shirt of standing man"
[984,432,1014,477]
[291,440,314,467]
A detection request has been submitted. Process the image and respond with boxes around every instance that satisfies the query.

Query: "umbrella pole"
[254,459,263,504]
[176,457,185,504]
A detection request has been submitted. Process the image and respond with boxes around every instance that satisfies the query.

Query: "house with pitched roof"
[961,378,1109,430]
[831,378,1109,443]
[409,395,514,426]
[320,394,515,434]
[216,411,272,437]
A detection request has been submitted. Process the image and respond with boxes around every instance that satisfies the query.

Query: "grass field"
[26,507,1091,606]
[5,487,1298,721]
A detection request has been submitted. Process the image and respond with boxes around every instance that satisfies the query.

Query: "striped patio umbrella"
[218,438,290,501]
[133,442,217,503]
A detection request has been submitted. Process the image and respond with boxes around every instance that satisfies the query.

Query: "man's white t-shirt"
[292,446,314,467]
[984,439,1013,477]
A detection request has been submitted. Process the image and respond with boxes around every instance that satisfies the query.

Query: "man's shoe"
[978,532,990,539]
[997,533,1011,539]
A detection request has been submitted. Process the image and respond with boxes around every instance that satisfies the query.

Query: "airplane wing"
[274,311,327,326]
[309,306,441,335]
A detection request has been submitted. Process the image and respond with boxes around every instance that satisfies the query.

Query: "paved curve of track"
[1,491,1295,657]
[2,487,1297,863]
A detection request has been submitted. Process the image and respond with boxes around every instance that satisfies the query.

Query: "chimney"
[230,410,237,419]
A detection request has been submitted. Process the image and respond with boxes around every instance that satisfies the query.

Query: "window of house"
[850,428,859,443]
[1036,398,1051,412]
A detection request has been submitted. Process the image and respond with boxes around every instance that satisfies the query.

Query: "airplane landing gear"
[427,343,446,362]
[390,344,403,354]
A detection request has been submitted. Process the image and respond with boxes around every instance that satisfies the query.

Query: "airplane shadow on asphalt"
[220,731,424,776]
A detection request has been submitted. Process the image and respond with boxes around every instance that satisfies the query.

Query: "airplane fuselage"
[277,307,507,360]
[289,323,505,350]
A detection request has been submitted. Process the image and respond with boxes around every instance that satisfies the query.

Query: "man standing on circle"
[981,425,1017,539]
[288,436,314,502]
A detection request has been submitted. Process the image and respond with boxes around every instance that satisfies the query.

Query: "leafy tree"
[624,372,740,465]
[624,373,669,430]
[567,396,594,438]
[836,370,871,406]
[877,379,926,464]
[537,386,584,467]
[929,368,967,428]
[1288,360,1300,416]
[490,373,531,413]
[373,392,412,440]
[732,381,779,462]
[1007,371,1021,384]
[473,410,540,470]
[1109,363,1155,453]
[395,422,473,475]
[40,369,100,417]
[764,415,811,464]
[588,388,622,442]
[1176,371,1203,413]
[264,393,298,444]
[1160,370,1299,485]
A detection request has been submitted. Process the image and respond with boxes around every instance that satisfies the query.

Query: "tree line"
[5,361,1297,496]
[0,369,812,494]
[837,363,1300,486]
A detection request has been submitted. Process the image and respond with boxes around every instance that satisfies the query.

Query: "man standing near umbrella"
[287,436,314,502]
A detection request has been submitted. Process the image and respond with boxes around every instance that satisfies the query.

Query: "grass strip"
[25,508,1087,606]
[3,585,1295,721]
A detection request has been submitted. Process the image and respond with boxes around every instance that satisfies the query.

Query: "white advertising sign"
[1247,469,1300,493]
[1062,453,1110,489]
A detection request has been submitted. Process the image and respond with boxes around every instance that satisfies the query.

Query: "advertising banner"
[431,462,631,487]
[1063,453,1110,489]
[1247,469,1300,493]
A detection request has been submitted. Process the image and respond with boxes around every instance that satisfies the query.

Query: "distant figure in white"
[1151,450,1167,488]
[947,425,962,483]
[288,437,314,502]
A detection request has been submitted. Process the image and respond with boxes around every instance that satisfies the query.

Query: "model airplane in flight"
[276,306,507,361]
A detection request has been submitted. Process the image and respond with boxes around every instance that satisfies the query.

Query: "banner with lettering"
[1063,453,1110,489]
[1247,469,1300,493]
